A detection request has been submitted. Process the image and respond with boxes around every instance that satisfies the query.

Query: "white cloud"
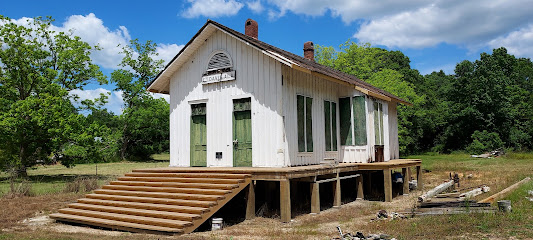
[182,0,244,18]
[488,24,533,58]
[353,0,533,49]
[247,1,264,13]
[51,13,131,69]
[155,43,184,65]
[266,0,426,23]
[5,13,186,70]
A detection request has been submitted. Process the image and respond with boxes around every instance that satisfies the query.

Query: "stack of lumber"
[413,200,494,215]
[50,170,251,235]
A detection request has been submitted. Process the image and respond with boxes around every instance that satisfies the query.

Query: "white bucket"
[211,218,223,230]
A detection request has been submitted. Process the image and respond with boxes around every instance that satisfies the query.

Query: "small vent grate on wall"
[207,52,232,71]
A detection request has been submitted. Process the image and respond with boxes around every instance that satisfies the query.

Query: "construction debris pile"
[371,210,406,221]
[333,226,396,240]
[471,148,504,158]
[410,175,532,216]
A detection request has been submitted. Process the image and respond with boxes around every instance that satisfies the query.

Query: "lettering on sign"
[201,70,236,84]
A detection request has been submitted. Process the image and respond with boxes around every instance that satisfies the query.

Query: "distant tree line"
[316,41,533,155]
[0,15,169,177]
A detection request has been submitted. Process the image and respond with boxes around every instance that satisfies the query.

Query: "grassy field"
[0,155,170,197]
[0,152,532,239]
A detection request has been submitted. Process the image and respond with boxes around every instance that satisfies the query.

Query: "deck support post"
[416,165,423,190]
[246,181,255,220]
[310,182,320,214]
[383,168,392,202]
[280,179,291,222]
[402,167,409,195]
[333,172,341,207]
[356,174,364,200]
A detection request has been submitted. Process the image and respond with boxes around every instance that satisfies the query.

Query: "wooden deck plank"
[101,185,231,195]
[77,198,209,214]
[50,213,183,234]
[93,189,224,201]
[68,203,201,221]
[85,194,216,208]
[117,176,244,184]
[58,208,192,228]
[125,172,251,179]
[109,181,239,190]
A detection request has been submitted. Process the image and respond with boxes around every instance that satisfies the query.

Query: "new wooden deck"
[51,159,421,234]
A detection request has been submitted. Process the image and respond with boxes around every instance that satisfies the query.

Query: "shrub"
[6,180,34,198]
[466,130,504,154]
[64,177,99,193]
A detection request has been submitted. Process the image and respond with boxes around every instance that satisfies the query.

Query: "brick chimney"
[304,41,314,61]
[245,19,258,39]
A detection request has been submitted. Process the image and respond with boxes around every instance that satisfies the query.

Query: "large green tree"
[111,39,169,160]
[0,15,105,176]
[440,47,533,151]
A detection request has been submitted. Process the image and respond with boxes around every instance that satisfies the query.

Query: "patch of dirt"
[0,193,82,229]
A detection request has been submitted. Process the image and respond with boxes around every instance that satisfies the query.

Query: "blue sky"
[2,0,533,114]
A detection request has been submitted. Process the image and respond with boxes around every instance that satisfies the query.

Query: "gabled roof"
[148,20,410,105]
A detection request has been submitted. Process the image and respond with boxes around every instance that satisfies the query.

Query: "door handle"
[233,139,238,146]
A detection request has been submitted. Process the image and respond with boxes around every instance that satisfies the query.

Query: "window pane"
[324,101,331,151]
[339,97,352,145]
[332,102,337,151]
[373,101,383,145]
[379,103,384,145]
[297,95,305,152]
[353,96,367,145]
[306,97,313,152]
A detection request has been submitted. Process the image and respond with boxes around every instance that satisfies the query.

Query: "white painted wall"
[169,29,284,167]
[168,29,399,167]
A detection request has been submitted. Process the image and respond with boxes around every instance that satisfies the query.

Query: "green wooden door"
[190,104,207,167]
[233,98,252,167]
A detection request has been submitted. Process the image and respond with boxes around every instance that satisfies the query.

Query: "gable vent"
[207,52,232,72]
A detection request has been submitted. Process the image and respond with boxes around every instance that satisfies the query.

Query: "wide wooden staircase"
[50,169,252,235]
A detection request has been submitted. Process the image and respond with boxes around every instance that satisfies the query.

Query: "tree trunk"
[120,136,128,160]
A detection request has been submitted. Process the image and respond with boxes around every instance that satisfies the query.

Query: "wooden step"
[109,181,239,190]
[77,198,209,214]
[132,168,252,175]
[50,213,182,234]
[58,208,192,229]
[85,194,216,208]
[125,172,251,179]
[93,189,224,201]
[52,170,252,235]
[117,176,244,184]
[68,203,201,221]
[102,185,231,195]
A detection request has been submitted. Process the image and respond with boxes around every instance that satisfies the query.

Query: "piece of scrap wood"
[479,177,531,204]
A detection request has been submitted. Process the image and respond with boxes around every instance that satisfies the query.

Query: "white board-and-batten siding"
[281,65,394,165]
[169,29,284,167]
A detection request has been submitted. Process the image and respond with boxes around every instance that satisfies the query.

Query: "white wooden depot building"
[148,19,410,168]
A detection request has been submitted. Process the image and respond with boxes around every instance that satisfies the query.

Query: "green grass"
[0,156,169,197]
[151,153,170,161]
